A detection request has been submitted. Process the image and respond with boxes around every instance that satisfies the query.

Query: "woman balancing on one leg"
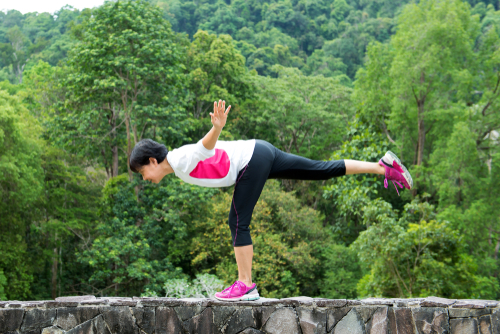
[129,100,413,302]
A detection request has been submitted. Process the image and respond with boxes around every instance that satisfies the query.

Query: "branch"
[97,117,128,145]
[380,118,396,144]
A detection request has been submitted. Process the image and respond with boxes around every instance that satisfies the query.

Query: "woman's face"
[138,158,162,184]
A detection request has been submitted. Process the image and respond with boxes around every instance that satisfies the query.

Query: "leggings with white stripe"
[229,139,346,246]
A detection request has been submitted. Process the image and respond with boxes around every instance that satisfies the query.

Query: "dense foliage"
[1,0,500,300]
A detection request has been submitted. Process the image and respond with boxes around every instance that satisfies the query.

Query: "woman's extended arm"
[201,100,231,150]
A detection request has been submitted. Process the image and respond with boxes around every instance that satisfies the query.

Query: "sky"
[1,0,107,14]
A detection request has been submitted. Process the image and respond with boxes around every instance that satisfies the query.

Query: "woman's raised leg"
[344,159,385,175]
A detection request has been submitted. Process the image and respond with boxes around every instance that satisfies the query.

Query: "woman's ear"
[149,157,158,166]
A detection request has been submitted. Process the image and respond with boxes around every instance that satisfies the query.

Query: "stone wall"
[0,295,498,333]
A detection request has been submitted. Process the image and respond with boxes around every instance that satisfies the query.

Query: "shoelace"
[221,281,244,297]
[384,177,403,196]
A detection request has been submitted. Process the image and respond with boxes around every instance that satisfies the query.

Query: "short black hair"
[129,139,169,173]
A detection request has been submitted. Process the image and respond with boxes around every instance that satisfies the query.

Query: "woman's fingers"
[214,100,230,117]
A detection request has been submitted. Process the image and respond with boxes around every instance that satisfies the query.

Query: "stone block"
[240,329,265,334]
[78,299,108,306]
[56,296,96,303]
[253,306,276,329]
[155,307,182,334]
[212,306,235,330]
[41,326,65,334]
[174,304,206,321]
[65,318,94,334]
[449,308,490,318]
[264,307,300,334]
[327,307,351,332]
[393,299,423,307]
[365,307,388,334]
[333,308,365,334]
[21,308,57,332]
[182,307,215,334]
[314,299,347,308]
[178,298,210,307]
[140,297,181,307]
[390,308,416,334]
[93,314,111,334]
[356,306,380,323]
[7,301,24,308]
[107,298,137,307]
[0,308,24,332]
[100,306,138,334]
[132,307,155,334]
[388,308,397,334]
[279,297,314,306]
[419,297,456,307]
[297,307,327,334]
[347,300,363,306]
[18,301,46,308]
[454,300,497,308]
[225,308,256,334]
[46,301,80,308]
[450,318,479,334]
[56,307,100,330]
[491,308,500,334]
[479,315,492,334]
[411,307,449,334]
[361,298,394,306]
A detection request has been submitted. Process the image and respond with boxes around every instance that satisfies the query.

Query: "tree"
[0,89,44,299]
[352,197,498,298]
[78,175,216,296]
[65,0,188,179]
[357,0,479,183]
[247,65,352,160]
[319,243,362,299]
[0,25,47,83]
[28,146,101,300]
[186,30,250,121]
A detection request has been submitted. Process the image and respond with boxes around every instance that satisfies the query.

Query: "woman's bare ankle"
[240,280,253,287]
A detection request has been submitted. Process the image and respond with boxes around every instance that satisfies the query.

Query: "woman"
[129,100,413,301]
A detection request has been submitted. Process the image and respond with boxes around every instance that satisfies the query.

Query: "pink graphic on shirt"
[189,149,230,179]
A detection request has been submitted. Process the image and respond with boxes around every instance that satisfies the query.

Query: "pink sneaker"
[214,281,260,301]
[379,151,413,196]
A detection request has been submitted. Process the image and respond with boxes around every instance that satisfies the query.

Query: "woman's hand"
[210,100,231,131]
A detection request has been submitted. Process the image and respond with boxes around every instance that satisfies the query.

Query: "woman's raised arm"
[201,99,231,150]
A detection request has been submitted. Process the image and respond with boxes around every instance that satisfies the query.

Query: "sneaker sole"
[384,151,414,189]
[214,293,260,302]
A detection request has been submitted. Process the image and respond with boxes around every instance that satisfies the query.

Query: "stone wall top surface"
[1,296,499,333]
[0,295,498,309]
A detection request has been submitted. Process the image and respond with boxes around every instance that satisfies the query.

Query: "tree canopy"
[1,0,500,300]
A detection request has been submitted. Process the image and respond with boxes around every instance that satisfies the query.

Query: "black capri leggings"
[229,140,346,246]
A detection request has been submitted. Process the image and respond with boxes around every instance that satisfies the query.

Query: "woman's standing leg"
[215,141,276,301]
[234,245,253,287]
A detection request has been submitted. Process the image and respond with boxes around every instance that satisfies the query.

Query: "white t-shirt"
[166,139,256,187]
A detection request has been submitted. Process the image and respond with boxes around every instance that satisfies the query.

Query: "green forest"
[1,0,500,301]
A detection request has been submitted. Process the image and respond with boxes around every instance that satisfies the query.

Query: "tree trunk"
[126,115,133,181]
[112,145,119,177]
[51,247,58,299]
[110,110,119,177]
[417,117,425,167]
[413,100,425,196]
